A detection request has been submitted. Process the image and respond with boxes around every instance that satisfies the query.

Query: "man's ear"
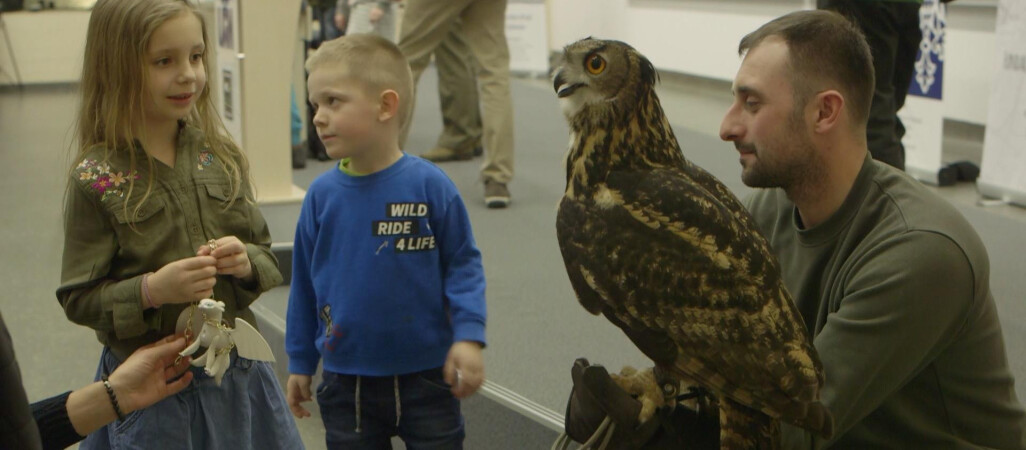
[812,90,844,134]
[379,90,400,122]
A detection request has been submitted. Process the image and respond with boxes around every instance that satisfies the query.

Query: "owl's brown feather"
[554,38,834,447]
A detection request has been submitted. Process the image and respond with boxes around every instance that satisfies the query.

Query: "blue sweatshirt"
[286,155,486,376]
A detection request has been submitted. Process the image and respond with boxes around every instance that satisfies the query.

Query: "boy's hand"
[148,256,218,306]
[444,341,484,399]
[286,374,313,419]
[196,236,253,282]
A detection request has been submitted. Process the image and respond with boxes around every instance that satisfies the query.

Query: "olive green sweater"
[747,155,1026,449]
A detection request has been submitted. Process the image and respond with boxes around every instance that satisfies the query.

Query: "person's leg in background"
[890,2,924,165]
[459,0,514,207]
[397,0,466,148]
[306,3,342,162]
[421,22,484,163]
[818,0,920,170]
[399,0,513,208]
[291,88,306,169]
[320,4,342,41]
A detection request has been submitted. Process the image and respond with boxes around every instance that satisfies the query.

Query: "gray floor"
[4,65,1026,450]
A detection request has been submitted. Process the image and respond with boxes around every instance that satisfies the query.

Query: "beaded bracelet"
[100,374,126,421]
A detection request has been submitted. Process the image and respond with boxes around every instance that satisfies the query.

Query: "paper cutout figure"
[176,299,275,385]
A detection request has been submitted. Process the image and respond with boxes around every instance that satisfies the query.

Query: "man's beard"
[740,116,820,190]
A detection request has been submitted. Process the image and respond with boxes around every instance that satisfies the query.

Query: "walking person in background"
[398,0,515,208]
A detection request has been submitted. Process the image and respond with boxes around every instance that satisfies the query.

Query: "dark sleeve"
[0,312,43,450]
[31,391,84,450]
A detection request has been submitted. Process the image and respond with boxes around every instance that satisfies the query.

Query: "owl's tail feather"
[785,400,834,440]
[719,398,780,450]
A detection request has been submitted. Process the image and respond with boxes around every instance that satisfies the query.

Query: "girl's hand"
[149,256,218,306]
[196,236,253,282]
[444,341,484,399]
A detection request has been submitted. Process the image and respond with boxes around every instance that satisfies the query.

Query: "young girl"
[57,1,301,448]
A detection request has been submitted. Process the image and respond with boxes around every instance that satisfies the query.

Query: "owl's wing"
[557,166,824,427]
[230,318,276,363]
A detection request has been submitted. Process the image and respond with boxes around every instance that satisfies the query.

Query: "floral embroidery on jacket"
[77,159,141,201]
[197,151,214,171]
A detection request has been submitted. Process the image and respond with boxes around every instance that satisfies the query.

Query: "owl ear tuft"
[639,54,658,88]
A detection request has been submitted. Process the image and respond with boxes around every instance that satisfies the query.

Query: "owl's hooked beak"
[553,69,584,98]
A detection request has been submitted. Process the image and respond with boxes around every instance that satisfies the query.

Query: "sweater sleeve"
[57,179,149,339]
[779,232,975,448]
[31,392,83,450]
[285,192,322,375]
[436,196,487,346]
[1,312,43,450]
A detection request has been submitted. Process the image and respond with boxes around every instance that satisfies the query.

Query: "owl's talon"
[611,366,665,424]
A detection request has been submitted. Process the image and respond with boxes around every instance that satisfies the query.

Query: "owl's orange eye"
[585,54,606,74]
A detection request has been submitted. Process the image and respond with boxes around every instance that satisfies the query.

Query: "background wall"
[547,0,999,126]
[0,10,88,86]
[0,1,1002,125]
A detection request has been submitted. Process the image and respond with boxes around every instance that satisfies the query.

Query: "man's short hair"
[739,10,874,129]
[306,34,415,128]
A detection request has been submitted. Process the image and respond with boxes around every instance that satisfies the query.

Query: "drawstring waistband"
[355,376,362,433]
[352,374,403,433]
[393,376,402,427]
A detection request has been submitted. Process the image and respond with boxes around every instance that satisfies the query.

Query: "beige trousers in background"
[433,23,483,155]
[399,0,514,184]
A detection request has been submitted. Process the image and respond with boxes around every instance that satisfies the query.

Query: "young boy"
[285,34,487,448]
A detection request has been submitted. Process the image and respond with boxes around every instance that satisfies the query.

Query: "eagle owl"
[553,38,834,448]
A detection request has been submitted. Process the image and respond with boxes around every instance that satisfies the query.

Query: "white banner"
[979,0,1026,206]
[900,0,947,184]
[216,0,243,147]
[506,1,548,77]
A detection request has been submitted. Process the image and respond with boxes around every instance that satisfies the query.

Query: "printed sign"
[979,0,1026,206]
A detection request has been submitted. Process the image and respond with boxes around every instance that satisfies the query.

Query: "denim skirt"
[79,346,304,450]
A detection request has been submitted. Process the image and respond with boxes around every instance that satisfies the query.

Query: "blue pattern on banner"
[910,0,946,100]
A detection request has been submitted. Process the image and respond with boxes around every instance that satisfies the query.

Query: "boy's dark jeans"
[317,367,464,449]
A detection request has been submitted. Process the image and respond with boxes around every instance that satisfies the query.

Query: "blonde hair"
[73,0,249,220]
[305,33,414,128]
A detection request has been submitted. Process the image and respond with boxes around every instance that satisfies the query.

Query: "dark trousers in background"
[819,0,922,171]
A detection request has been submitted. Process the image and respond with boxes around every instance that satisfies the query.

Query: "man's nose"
[719,104,742,142]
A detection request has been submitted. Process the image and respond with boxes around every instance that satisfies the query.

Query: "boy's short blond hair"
[306,34,415,129]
